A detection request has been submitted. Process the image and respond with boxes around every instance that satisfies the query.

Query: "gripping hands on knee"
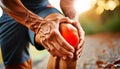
[28,14,75,60]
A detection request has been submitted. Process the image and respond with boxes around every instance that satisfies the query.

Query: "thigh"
[5,58,32,69]
[0,13,30,65]
[37,6,61,18]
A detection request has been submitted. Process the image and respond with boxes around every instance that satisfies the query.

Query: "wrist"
[24,11,44,33]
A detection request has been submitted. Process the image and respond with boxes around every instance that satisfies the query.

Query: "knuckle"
[57,47,62,51]
[48,30,56,39]
[55,17,60,20]
[79,38,83,41]
[48,29,55,36]
[51,29,57,35]
[51,30,59,38]
[61,41,64,46]
[50,47,55,52]
[82,31,85,35]
[51,53,56,57]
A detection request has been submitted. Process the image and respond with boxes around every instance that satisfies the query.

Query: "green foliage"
[80,20,101,35]
[79,6,120,35]
[101,7,120,32]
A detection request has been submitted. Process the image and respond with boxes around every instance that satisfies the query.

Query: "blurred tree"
[79,0,120,35]
[101,6,120,32]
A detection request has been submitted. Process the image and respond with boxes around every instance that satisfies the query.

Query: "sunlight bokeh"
[0,7,3,17]
[74,0,94,14]
[49,0,61,11]
[74,0,119,15]
[96,0,119,14]
[49,0,95,15]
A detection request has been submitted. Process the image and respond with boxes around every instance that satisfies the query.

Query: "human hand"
[35,14,75,60]
[70,20,85,60]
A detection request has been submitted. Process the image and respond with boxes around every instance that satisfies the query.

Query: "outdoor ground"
[0,32,120,69]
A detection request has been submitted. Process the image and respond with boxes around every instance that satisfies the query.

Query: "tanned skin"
[0,0,84,68]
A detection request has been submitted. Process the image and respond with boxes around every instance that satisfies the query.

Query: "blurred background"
[78,0,120,35]
[0,0,120,69]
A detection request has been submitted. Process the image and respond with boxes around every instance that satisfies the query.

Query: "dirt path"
[33,32,120,69]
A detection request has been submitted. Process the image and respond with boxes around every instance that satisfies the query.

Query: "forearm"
[0,0,43,33]
[60,0,76,19]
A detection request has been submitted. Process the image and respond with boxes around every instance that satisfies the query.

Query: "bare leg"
[5,58,32,69]
[45,13,77,69]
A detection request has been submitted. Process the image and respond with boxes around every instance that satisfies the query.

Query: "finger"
[70,20,85,36]
[60,17,74,23]
[51,41,74,59]
[77,31,85,49]
[77,39,84,50]
[46,30,74,59]
[76,44,84,56]
[48,42,68,60]
[47,43,59,57]
[76,51,82,60]
[71,21,84,35]
[73,22,85,49]
[46,17,61,26]
[50,47,63,58]
[75,43,84,60]
[50,34,74,59]
[41,37,50,50]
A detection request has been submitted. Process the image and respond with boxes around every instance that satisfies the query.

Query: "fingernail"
[69,54,73,59]
[62,56,67,60]
[71,49,75,53]
[54,56,57,59]
[76,57,78,60]
[76,51,79,55]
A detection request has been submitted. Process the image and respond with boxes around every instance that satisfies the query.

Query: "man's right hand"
[35,13,75,60]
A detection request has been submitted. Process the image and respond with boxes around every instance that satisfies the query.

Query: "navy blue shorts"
[0,4,60,65]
